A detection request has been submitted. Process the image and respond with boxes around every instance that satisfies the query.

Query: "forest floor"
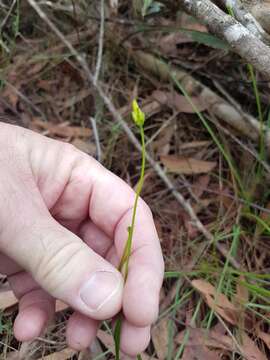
[1,1,270,359]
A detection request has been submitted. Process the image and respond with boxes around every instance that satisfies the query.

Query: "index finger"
[87,160,164,326]
[115,201,164,326]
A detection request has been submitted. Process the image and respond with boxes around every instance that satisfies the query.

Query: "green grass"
[170,71,245,197]
[206,225,240,329]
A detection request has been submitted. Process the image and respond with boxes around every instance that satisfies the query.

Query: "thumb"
[0,205,123,321]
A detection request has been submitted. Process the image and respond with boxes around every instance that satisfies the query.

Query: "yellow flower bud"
[132,99,145,127]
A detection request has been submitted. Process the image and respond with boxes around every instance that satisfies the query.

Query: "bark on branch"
[219,0,270,44]
[179,0,270,79]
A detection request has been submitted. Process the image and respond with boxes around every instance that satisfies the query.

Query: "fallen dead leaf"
[159,33,195,55]
[176,328,267,360]
[0,290,17,309]
[176,328,233,350]
[97,330,115,353]
[161,155,216,175]
[179,140,212,150]
[177,328,220,360]
[241,333,268,360]
[235,275,249,305]
[192,174,210,198]
[38,348,77,360]
[2,85,19,109]
[152,90,207,113]
[151,318,170,359]
[0,289,68,312]
[56,300,68,312]
[182,346,219,360]
[257,330,270,349]
[179,210,199,239]
[59,89,92,110]
[71,138,96,156]
[152,123,174,156]
[27,61,47,76]
[32,119,92,138]
[191,279,239,325]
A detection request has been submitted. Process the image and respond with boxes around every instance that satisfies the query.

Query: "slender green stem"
[115,104,146,359]
[118,125,146,280]
[114,317,122,360]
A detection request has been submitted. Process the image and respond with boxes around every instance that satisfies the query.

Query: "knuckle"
[59,142,78,157]
[60,142,91,168]
[34,237,84,293]
[138,197,153,218]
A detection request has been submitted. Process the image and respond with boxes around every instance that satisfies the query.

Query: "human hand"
[0,123,164,356]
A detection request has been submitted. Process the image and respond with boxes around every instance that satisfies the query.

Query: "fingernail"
[80,271,120,311]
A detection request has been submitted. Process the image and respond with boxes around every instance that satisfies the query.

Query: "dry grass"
[1,1,270,359]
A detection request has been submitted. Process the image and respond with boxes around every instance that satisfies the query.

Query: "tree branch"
[218,0,270,44]
[179,0,270,79]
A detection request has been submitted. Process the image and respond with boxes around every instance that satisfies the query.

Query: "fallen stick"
[131,50,270,151]
[179,0,270,79]
[217,0,270,44]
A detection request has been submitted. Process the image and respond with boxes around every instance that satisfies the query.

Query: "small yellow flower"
[132,99,145,127]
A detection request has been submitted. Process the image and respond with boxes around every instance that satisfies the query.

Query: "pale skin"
[0,123,164,356]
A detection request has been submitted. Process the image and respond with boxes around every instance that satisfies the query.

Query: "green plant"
[114,99,146,360]
[227,5,265,171]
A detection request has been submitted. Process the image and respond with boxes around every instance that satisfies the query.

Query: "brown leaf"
[161,156,216,175]
[32,119,92,138]
[152,124,174,156]
[177,328,220,360]
[235,275,249,305]
[192,174,210,198]
[179,210,199,239]
[152,90,207,113]
[182,346,219,360]
[60,89,92,110]
[159,33,195,55]
[176,328,233,351]
[0,290,17,309]
[71,138,96,156]
[0,289,68,312]
[38,348,77,360]
[56,300,68,312]
[241,333,268,360]
[2,86,19,108]
[27,61,47,76]
[179,141,212,150]
[176,328,267,360]
[151,318,170,359]
[257,330,270,349]
[191,279,239,325]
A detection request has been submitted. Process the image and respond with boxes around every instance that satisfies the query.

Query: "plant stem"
[115,118,146,359]
[118,125,146,280]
